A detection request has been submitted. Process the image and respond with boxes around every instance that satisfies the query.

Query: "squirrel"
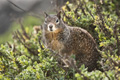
[38,11,101,71]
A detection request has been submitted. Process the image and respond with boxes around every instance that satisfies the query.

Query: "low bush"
[0,0,120,80]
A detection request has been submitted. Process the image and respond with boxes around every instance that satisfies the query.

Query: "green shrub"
[0,0,120,80]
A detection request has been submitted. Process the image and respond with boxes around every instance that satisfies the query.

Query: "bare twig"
[66,4,71,11]
[79,0,86,15]
[7,0,26,12]
[83,0,95,20]
[18,19,30,39]
[74,2,80,18]
[100,58,111,80]
[17,30,25,42]
[7,42,12,48]
[62,10,75,25]
[38,36,44,50]
[7,0,42,19]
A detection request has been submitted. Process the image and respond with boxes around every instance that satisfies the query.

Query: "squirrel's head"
[43,11,64,33]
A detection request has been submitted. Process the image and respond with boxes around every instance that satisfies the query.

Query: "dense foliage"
[0,0,120,80]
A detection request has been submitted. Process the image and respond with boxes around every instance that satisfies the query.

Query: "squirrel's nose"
[49,24,53,28]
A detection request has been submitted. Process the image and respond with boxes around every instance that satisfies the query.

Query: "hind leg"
[60,53,77,68]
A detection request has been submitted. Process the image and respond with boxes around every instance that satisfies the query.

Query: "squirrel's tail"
[87,48,103,72]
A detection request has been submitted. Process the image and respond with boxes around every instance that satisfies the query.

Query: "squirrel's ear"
[57,11,61,19]
[44,12,48,17]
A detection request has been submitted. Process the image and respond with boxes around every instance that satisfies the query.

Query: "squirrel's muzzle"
[47,23,56,32]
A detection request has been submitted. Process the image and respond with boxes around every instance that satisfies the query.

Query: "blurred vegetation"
[0,15,43,44]
[0,0,120,80]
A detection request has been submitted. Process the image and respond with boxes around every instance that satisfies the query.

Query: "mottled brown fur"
[42,12,100,71]
[44,28,64,51]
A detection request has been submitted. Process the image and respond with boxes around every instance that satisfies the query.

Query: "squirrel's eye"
[56,19,59,23]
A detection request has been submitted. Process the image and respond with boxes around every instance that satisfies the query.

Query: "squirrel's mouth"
[48,27,56,32]
[49,28,53,31]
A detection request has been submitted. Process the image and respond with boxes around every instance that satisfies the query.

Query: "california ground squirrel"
[41,11,100,71]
